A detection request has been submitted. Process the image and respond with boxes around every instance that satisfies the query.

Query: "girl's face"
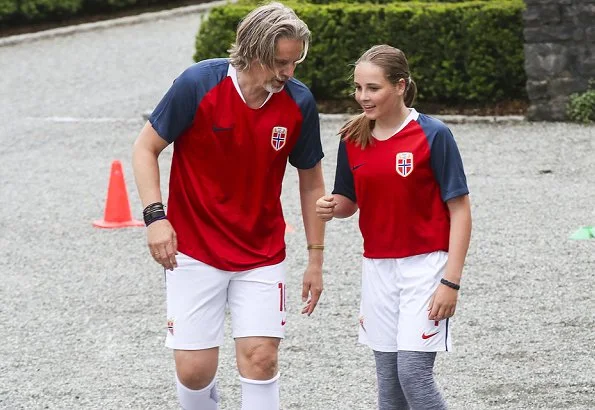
[354,61,404,121]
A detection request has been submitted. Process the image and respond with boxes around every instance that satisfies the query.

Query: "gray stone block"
[524,0,572,5]
[548,77,588,96]
[549,96,571,120]
[527,103,552,121]
[574,45,595,76]
[560,3,595,25]
[580,60,595,76]
[526,80,549,100]
[571,28,585,42]
[523,5,560,24]
[527,99,569,121]
[524,43,569,77]
[523,0,593,122]
[561,4,581,20]
[525,26,575,42]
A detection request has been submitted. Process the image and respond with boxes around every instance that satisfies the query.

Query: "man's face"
[260,38,304,93]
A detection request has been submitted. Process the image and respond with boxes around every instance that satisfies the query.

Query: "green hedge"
[84,0,146,12]
[194,0,526,104]
[0,0,17,21]
[298,0,499,4]
[19,0,83,20]
[0,0,167,23]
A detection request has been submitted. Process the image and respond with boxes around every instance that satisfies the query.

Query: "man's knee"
[236,338,280,380]
[175,348,219,390]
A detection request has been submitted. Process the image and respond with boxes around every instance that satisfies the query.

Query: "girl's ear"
[396,78,407,94]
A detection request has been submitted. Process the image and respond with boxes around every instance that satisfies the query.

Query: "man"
[131,2,325,409]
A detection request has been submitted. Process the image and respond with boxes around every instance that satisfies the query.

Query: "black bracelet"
[143,202,165,215]
[144,211,166,227]
[143,202,166,226]
[440,278,460,290]
[145,214,166,226]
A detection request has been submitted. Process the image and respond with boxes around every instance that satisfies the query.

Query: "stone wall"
[523,0,595,121]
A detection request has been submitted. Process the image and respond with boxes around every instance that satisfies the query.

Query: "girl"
[316,45,471,409]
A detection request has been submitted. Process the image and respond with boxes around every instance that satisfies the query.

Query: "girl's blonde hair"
[340,45,418,148]
[229,2,310,72]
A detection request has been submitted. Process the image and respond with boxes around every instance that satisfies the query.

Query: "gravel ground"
[1,9,594,410]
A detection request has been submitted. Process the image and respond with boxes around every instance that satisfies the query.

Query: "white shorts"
[358,251,452,352]
[165,253,287,350]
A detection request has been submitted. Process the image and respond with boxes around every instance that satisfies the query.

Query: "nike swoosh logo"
[212,126,233,132]
[422,331,439,340]
[351,163,366,171]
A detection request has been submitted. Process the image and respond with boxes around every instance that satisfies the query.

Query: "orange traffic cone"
[93,160,144,228]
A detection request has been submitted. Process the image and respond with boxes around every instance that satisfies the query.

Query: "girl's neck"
[372,106,411,140]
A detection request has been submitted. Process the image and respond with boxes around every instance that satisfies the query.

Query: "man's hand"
[316,195,337,222]
[147,219,178,271]
[301,263,323,316]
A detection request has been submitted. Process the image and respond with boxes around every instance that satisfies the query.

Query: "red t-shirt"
[150,59,323,270]
[332,109,468,258]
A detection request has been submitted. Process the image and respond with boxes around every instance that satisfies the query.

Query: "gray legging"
[374,351,447,410]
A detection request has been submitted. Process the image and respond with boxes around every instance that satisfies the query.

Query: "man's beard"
[264,78,286,93]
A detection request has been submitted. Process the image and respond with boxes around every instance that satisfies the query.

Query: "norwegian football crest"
[396,152,414,177]
[271,126,287,151]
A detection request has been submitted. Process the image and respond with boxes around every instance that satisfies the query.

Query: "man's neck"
[237,70,270,109]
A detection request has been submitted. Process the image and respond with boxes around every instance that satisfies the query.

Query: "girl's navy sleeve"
[429,124,469,202]
[332,140,356,202]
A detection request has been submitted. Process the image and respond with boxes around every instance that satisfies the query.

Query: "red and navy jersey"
[149,59,323,271]
[332,109,468,259]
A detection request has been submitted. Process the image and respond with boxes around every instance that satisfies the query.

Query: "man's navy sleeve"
[287,80,324,169]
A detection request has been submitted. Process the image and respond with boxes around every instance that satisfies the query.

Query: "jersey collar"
[227,64,273,109]
[393,108,419,135]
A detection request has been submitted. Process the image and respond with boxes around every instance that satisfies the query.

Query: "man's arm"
[132,122,178,270]
[297,161,326,316]
[133,122,168,206]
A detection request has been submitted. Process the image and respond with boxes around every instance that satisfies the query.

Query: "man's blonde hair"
[229,2,310,72]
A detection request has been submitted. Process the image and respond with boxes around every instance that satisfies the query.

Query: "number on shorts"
[278,282,286,312]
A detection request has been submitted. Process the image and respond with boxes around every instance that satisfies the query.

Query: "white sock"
[176,374,219,410]
[239,373,280,410]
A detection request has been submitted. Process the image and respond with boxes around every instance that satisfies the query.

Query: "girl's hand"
[315,195,337,222]
[427,284,458,321]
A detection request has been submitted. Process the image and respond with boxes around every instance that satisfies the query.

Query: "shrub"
[567,82,595,124]
[19,0,83,20]
[194,0,526,105]
[0,0,18,21]
[0,0,170,23]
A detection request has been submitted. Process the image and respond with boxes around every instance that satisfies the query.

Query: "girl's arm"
[443,194,472,285]
[428,194,472,321]
[316,193,358,221]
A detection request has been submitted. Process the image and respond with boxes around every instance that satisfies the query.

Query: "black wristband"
[144,211,166,227]
[143,202,166,226]
[440,278,460,290]
[143,202,165,215]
